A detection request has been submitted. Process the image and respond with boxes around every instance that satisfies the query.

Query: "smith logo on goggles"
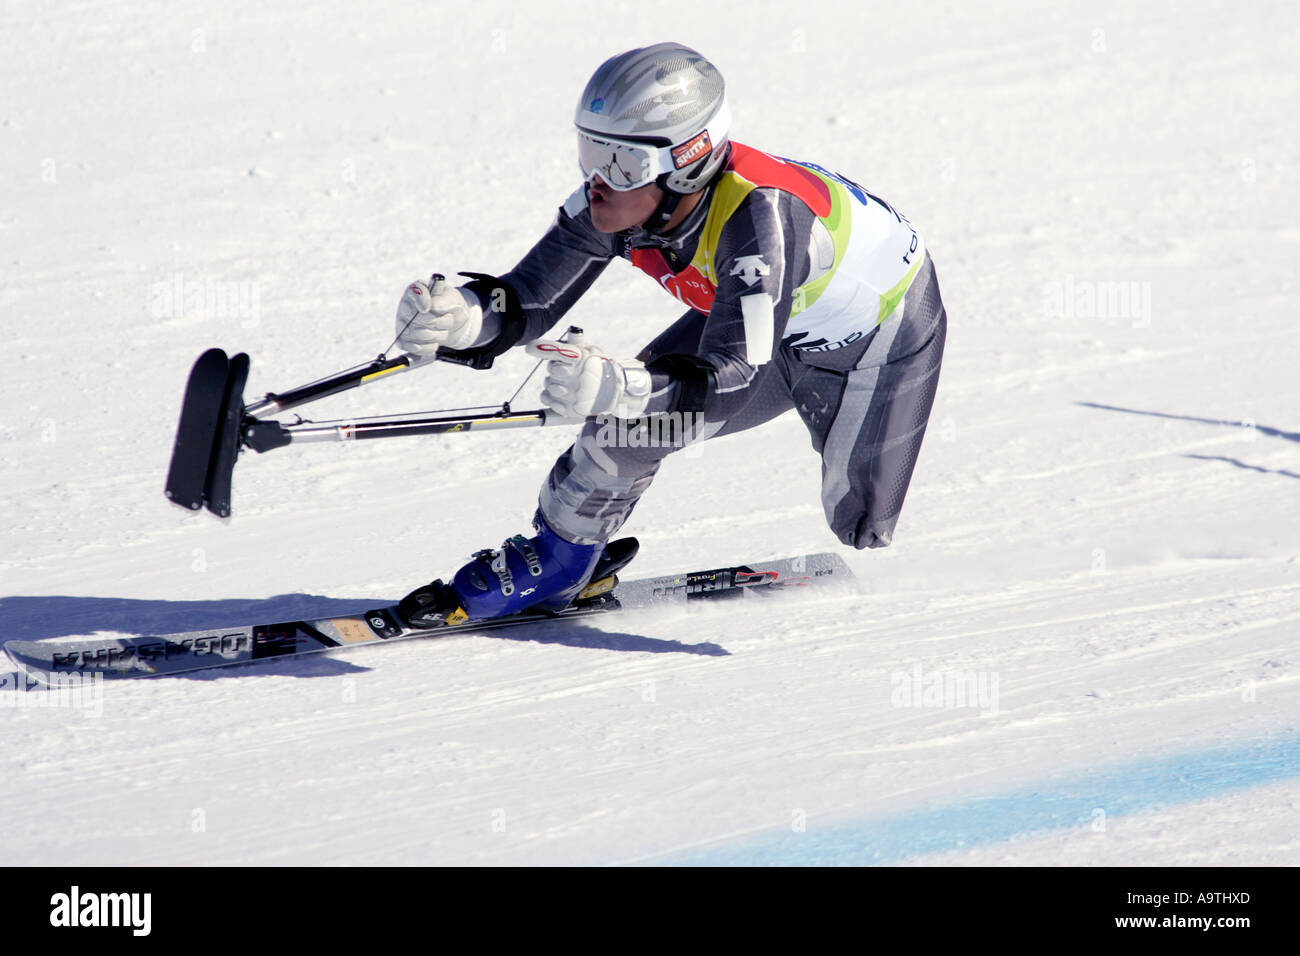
[671,130,712,169]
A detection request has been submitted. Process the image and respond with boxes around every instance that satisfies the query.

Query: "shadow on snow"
[0,594,728,682]
[1079,401,1300,480]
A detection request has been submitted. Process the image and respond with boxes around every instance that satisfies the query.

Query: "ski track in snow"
[2,0,1298,865]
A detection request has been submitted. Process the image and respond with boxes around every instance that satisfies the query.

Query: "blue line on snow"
[662,733,1300,865]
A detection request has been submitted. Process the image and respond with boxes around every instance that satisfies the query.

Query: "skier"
[393,42,947,627]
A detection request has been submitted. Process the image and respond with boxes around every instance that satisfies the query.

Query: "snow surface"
[2,0,1298,866]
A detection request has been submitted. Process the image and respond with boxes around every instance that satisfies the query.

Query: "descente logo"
[49,886,151,937]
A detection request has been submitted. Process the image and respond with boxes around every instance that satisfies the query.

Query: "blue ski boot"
[398,515,631,628]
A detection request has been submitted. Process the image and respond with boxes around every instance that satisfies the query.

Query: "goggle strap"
[645,185,685,234]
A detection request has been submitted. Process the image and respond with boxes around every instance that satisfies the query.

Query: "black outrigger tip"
[164,348,251,517]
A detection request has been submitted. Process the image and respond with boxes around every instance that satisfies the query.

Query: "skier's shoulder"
[715,142,833,218]
[711,165,817,260]
[560,183,590,221]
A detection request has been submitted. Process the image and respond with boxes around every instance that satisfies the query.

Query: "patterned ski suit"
[463,142,947,549]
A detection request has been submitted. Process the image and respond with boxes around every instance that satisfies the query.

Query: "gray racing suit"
[459,142,947,549]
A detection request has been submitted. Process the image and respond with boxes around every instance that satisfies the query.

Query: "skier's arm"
[446,187,618,363]
[643,187,815,416]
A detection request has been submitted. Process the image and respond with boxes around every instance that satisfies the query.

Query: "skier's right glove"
[394,274,484,356]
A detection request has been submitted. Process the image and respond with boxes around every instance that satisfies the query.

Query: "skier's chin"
[589,199,643,234]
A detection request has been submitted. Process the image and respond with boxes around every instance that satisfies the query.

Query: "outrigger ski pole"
[164,324,586,518]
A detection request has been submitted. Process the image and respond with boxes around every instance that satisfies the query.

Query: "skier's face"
[587,174,662,233]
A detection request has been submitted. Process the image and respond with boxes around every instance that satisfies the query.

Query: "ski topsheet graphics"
[5,553,853,684]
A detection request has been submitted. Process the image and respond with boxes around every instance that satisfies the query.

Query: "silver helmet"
[575,43,731,195]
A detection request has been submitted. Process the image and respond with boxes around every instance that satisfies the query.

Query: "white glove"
[525,334,653,419]
[394,274,483,356]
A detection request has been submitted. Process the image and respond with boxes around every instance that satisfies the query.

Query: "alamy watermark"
[150,273,261,328]
[1043,274,1152,328]
[890,663,1000,717]
[1,671,103,718]
[592,412,715,459]
[49,886,151,936]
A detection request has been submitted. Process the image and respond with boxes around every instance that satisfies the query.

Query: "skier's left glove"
[525,334,652,419]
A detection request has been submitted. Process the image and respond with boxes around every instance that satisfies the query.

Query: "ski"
[4,553,852,684]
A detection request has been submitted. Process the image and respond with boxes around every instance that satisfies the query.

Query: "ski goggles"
[576,101,731,191]
[576,131,674,191]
